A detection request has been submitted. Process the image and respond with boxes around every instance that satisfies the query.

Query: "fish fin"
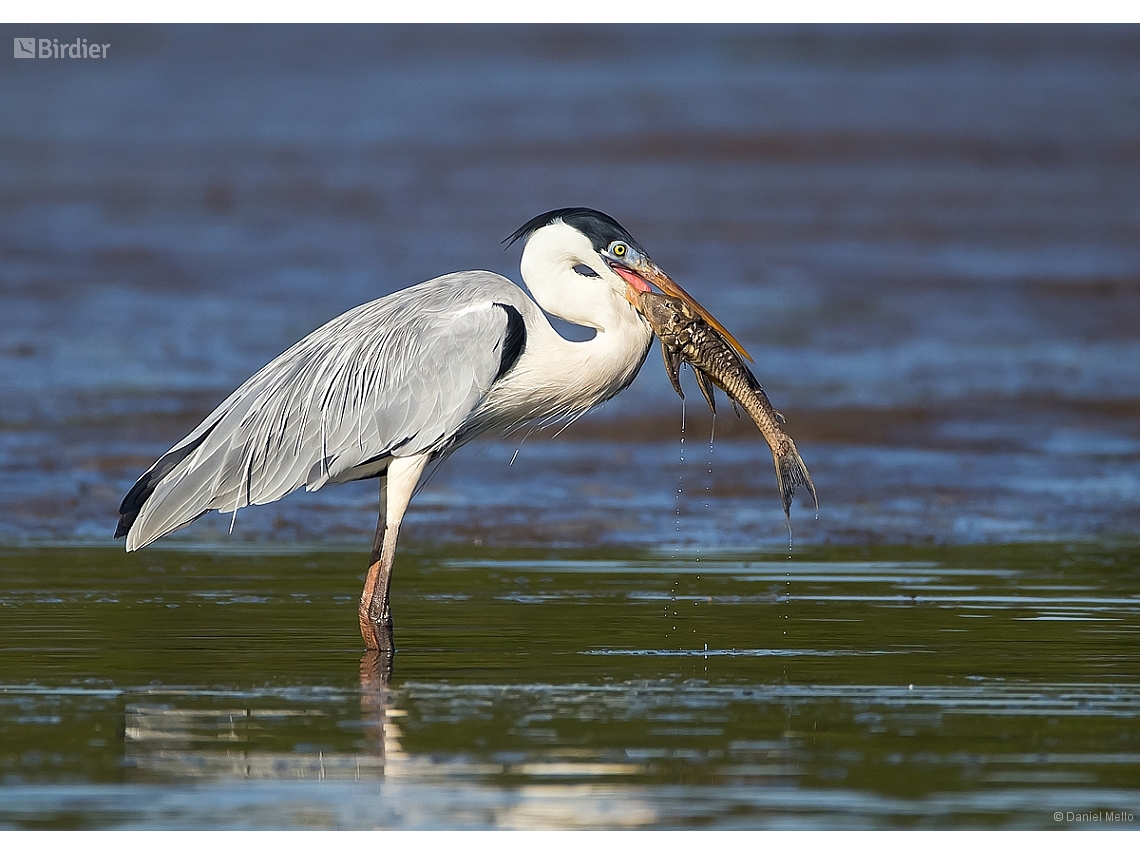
[771,437,818,522]
[660,340,685,400]
[775,409,786,425]
[731,399,742,418]
[693,369,717,415]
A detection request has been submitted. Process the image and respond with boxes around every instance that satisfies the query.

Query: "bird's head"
[506,207,750,359]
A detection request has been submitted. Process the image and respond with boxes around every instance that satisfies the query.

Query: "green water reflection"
[0,543,1138,828]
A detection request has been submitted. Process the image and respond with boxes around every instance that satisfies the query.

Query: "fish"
[635,290,818,527]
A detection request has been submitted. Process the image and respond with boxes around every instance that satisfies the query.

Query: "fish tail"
[772,437,818,521]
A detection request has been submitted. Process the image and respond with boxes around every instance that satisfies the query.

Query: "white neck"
[478,222,654,428]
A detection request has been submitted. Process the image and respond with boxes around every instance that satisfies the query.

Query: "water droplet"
[704,414,715,511]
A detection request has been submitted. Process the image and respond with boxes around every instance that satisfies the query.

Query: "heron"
[115,208,740,653]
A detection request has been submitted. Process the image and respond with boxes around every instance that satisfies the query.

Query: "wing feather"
[121,272,527,550]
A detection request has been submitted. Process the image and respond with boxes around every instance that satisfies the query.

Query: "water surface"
[1,543,1138,828]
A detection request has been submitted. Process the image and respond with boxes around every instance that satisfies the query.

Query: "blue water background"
[1,24,1138,549]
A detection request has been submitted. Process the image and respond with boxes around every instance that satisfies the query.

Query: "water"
[2,24,1139,549]
[0,544,1138,829]
[1,24,1139,828]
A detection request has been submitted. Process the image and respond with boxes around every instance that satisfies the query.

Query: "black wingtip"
[114,472,154,540]
[113,422,219,543]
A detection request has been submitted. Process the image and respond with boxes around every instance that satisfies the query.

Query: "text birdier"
[14,38,110,59]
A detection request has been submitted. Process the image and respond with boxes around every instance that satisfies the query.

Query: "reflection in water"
[124,704,383,780]
[359,649,403,777]
[2,543,1139,828]
[123,652,403,782]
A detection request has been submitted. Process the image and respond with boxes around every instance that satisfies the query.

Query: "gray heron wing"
[119,272,528,551]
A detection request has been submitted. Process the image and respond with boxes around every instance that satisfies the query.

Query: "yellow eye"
[612,242,627,257]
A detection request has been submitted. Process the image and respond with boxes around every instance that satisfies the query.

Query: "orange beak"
[615,264,754,363]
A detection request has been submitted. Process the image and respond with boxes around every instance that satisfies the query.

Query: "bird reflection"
[359,648,407,776]
[120,649,404,781]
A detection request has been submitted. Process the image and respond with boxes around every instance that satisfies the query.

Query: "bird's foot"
[359,608,393,650]
[362,619,394,656]
[358,555,393,652]
[359,595,394,655]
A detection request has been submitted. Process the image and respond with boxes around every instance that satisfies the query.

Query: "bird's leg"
[364,521,401,655]
[359,476,393,652]
[357,454,431,654]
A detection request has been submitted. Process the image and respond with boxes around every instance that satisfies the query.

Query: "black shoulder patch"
[493,302,527,383]
[114,421,218,539]
[503,207,640,254]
